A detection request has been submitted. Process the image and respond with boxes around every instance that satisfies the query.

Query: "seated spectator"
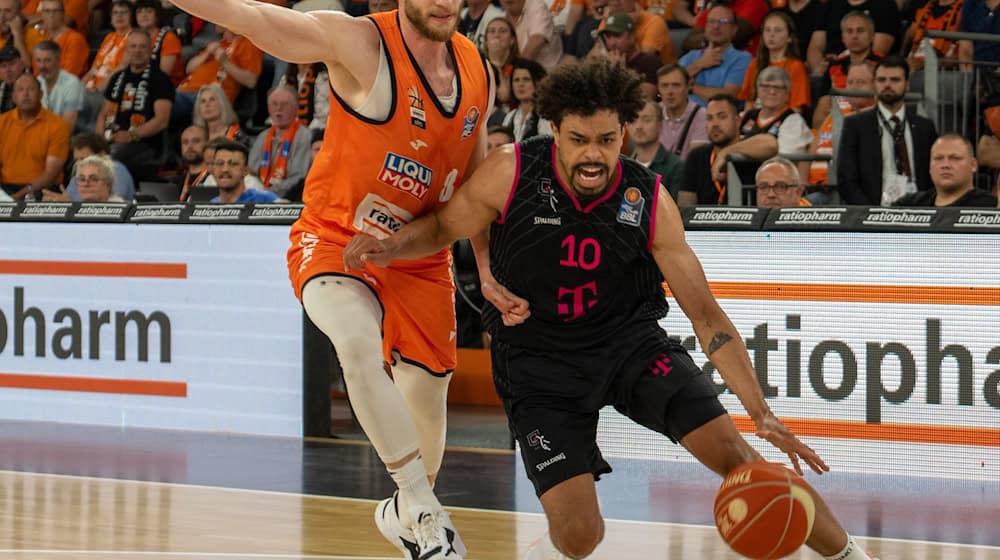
[755,156,810,207]
[678,93,777,206]
[203,135,265,190]
[595,0,674,64]
[23,0,86,34]
[248,85,312,198]
[175,25,263,123]
[894,134,997,207]
[34,0,88,77]
[591,13,659,97]
[501,0,564,70]
[486,124,514,153]
[134,0,185,85]
[95,29,173,182]
[678,3,750,107]
[739,67,812,155]
[811,11,881,129]
[773,0,828,66]
[564,0,607,60]
[738,11,810,113]
[210,139,280,203]
[0,0,43,66]
[628,97,685,199]
[0,43,24,112]
[656,64,708,160]
[459,0,504,51]
[33,41,82,131]
[684,0,769,52]
[277,62,329,130]
[484,18,519,109]
[172,124,213,200]
[70,155,126,202]
[837,56,937,206]
[0,73,69,200]
[808,0,898,73]
[78,0,134,132]
[59,132,135,201]
[902,0,962,73]
[193,82,250,144]
[959,0,1000,66]
[502,58,553,141]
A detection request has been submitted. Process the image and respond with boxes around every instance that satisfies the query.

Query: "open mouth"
[574,164,607,190]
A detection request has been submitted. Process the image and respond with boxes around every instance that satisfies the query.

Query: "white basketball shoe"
[374,492,466,559]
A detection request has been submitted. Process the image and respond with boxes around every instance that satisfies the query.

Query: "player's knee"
[551,514,604,558]
[335,336,383,386]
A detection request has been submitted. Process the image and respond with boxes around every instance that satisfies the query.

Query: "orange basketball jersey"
[292,11,490,267]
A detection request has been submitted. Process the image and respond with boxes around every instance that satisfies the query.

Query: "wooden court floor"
[0,420,997,560]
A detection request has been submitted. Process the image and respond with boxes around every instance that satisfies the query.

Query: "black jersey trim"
[496,141,522,224]
[399,12,462,119]
[393,352,454,377]
[328,17,398,126]
[549,142,623,214]
[648,174,662,252]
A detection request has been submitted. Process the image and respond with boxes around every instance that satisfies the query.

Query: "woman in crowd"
[501,58,552,142]
[75,155,125,203]
[739,11,810,114]
[484,17,518,109]
[192,83,251,146]
[134,0,186,85]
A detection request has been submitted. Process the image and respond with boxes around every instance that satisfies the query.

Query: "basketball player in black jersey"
[344,60,879,560]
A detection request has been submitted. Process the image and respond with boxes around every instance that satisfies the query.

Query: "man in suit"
[836,55,937,206]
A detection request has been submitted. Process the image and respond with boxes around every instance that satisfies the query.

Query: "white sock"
[524,534,570,560]
[824,536,869,560]
[390,456,442,527]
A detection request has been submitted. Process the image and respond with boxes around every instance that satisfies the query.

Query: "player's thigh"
[681,414,763,477]
[301,274,383,359]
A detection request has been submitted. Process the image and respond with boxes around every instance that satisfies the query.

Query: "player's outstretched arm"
[168,0,369,65]
[650,188,829,476]
[343,146,517,270]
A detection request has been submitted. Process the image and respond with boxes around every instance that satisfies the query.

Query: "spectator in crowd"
[0,74,69,200]
[503,58,553,141]
[248,85,312,198]
[79,0,135,132]
[804,62,875,202]
[135,0,186,85]
[0,0,43,66]
[755,156,810,207]
[55,132,135,202]
[628,96,684,199]
[902,0,963,72]
[210,139,280,203]
[678,3,751,107]
[277,62,329,130]
[459,0,504,51]
[671,0,705,27]
[958,0,1000,65]
[71,155,126,202]
[192,82,249,144]
[598,0,674,64]
[368,0,396,12]
[837,56,937,206]
[683,0,769,52]
[172,124,214,200]
[808,0,899,73]
[484,18,519,108]
[23,0,86,34]
[563,0,606,60]
[656,64,708,160]
[486,124,514,152]
[739,11,810,114]
[678,93,777,206]
[34,41,81,132]
[811,11,881,129]
[34,0,87,77]
[739,67,812,155]
[501,0,564,70]
[95,29,174,182]
[591,13,660,97]
[894,134,998,207]
[773,0,828,65]
[0,43,24,112]
[175,25,263,122]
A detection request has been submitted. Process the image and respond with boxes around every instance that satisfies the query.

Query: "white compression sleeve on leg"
[391,361,450,479]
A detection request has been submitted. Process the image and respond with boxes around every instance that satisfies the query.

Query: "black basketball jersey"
[484,136,669,351]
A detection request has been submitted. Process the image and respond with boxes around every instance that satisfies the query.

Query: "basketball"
[714,461,816,559]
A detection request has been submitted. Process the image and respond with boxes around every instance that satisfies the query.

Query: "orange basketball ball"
[714,461,816,559]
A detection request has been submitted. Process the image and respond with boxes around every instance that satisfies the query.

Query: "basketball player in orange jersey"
[345,60,881,560]
[164,0,525,558]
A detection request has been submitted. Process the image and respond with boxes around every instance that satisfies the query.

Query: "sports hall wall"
[0,203,997,479]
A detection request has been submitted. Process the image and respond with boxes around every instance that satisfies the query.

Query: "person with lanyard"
[94,28,174,183]
[79,0,134,132]
[248,85,311,198]
[678,92,777,206]
[134,0,186,85]
[173,124,213,201]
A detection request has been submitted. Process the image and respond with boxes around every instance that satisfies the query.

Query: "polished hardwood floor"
[0,419,997,560]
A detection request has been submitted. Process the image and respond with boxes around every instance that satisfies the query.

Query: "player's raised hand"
[754,413,829,476]
[343,234,394,270]
[481,279,530,326]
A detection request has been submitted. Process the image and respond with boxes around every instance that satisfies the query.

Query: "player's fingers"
[787,452,804,476]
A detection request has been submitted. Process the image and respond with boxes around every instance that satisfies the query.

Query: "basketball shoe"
[374,492,466,559]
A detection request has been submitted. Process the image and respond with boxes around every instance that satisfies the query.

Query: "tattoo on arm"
[707,331,733,355]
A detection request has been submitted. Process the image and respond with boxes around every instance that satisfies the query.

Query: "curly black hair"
[535,59,645,128]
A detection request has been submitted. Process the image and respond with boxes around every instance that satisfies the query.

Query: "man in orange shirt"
[0,0,43,66]
[173,26,261,124]
[22,0,87,34]
[0,73,69,199]
[35,0,88,76]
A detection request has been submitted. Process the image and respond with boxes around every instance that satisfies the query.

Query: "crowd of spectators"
[0,0,997,208]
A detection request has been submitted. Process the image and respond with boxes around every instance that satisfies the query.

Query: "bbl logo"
[461,106,480,139]
[616,186,644,227]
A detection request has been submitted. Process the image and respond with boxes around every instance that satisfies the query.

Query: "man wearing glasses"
[678,3,750,107]
[755,156,811,208]
[209,140,279,204]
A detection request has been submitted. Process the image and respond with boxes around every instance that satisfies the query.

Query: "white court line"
[0,552,395,559]
[3,470,999,553]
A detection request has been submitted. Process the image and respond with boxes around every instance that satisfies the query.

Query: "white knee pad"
[392,360,451,477]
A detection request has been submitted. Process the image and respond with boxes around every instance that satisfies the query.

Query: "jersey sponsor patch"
[616,186,644,227]
[378,153,433,201]
[353,193,415,239]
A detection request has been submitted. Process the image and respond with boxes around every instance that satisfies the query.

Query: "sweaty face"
[554,110,623,199]
[755,163,802,208]
[404,0,460,42]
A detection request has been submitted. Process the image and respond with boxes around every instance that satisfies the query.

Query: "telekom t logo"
[557,282,598,321]
[556,234,602,321]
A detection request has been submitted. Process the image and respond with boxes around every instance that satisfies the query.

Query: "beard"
[877,89,905,107]
[405,0,457,42]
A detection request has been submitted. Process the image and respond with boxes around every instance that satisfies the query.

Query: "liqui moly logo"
[378,153,433,201]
